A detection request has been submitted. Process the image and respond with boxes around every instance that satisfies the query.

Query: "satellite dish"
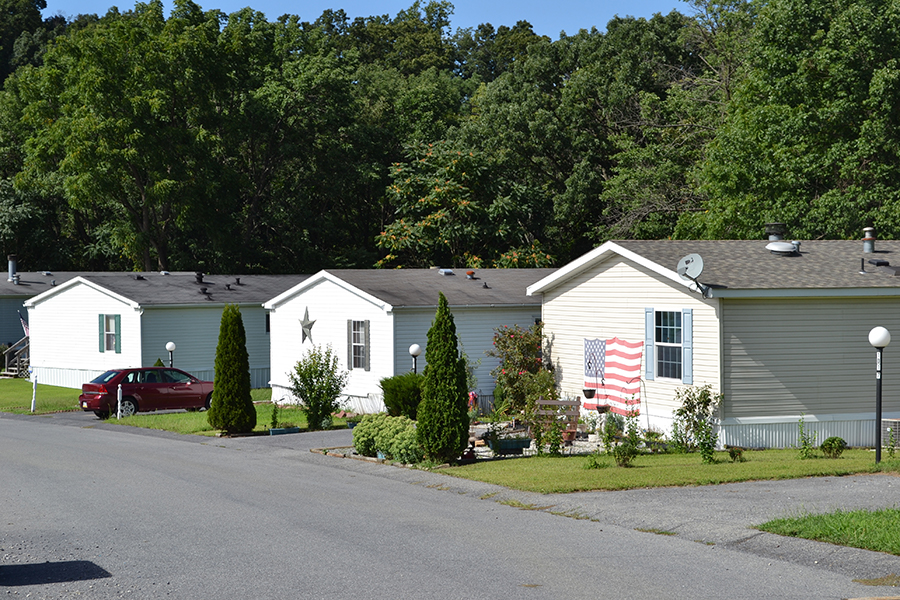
[676,254,710,298]
[677,254,704,281]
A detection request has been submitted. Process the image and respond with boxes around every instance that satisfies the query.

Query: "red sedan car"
[79,367,214,419]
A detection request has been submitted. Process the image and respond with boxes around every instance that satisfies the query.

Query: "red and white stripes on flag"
[18,310,29,337]
[583,337,643,415]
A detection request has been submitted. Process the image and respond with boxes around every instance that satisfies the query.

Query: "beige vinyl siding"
[393,306,540,395]
[722,297,900,419]
[541,256,720,426]
[267,278,393,402]
[28,283,142,388]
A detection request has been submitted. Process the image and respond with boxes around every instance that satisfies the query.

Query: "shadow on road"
[1,560,111,586]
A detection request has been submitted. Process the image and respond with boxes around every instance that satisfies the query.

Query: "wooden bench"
[533,396,582,445]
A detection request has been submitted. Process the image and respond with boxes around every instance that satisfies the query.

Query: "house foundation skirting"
[720,412,900,449]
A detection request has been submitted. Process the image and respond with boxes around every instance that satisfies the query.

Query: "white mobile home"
[24,272,306,389]
[264,268,554,412]
[527,236,900,448]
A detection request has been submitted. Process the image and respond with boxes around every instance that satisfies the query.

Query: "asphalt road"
[2,411,900,599]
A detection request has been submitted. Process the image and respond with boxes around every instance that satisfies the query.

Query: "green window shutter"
[114,314,121,354]
[364,320,370,371]
[99,314,105,352]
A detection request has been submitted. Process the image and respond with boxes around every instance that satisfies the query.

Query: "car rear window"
[90,370,120,384]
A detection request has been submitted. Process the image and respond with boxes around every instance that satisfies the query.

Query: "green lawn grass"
[0,378,80,414]
[758,508,900,556]
[443,449,900,494]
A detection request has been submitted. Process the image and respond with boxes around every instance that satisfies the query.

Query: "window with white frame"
[645,308,692,384]
[347,320,370,371]
[655,311,682,379]
[99,314,121,354]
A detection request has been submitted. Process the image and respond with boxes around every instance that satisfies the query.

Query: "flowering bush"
[486,322,551,413]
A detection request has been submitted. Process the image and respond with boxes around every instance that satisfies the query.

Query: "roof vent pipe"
[199,286,208,295]
[765,223,787,241]
[235,277,240,285]
[863,227,876,253]
[8,254,16,282]
[195,272,204,284]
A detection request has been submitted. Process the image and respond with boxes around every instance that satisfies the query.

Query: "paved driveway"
[2,410,900,599]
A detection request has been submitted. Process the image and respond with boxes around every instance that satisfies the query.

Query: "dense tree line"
[0,0,897,274]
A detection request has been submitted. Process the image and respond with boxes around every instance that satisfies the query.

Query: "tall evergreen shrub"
[416,292,469,463]
[207,304,256,434]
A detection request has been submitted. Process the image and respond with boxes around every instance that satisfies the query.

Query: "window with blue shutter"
[646,308,692,383]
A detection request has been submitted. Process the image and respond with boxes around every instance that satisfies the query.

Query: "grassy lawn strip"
[0,379,80,414]
[443,450,900,493]
[758,508,900,556]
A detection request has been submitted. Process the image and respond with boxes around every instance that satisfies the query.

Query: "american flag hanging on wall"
[583,337,643,415]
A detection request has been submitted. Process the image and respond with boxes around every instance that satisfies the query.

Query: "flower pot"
[269,426,301,436]
[487,437,532,455]
[582,388,596,399]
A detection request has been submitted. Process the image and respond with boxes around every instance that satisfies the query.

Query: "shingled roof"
[528,239,900,298]
[0,272,82,298]
[25,272,309,307]
[266,268,556,310]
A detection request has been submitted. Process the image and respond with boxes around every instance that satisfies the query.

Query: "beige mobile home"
[527,237,900,448]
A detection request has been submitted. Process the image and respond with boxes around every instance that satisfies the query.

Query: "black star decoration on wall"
[300,307,315,343]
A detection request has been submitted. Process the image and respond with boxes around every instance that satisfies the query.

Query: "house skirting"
[720,412,900,449]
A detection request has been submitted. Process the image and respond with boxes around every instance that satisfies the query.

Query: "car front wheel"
[118,398,138,417]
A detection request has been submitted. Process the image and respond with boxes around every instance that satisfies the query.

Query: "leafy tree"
[453,20,548,82]
[0,0,44,82]
[416,292,469,463]
[681,0,900,240]
[207,304,256,434]
[288,345,348,430]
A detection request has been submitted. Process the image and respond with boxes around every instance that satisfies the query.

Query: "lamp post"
[869,326,891,464]
[409,343,422,374]
[166,341,176,368]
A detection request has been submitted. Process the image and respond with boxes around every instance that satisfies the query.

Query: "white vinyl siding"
[541,256,719,430]
[27,283,142,388]
[267,278,393,402]
[721,297,900,420]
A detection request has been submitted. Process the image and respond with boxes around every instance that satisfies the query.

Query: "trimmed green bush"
[207,304,256,434]
[352,413,384,457]
[352,413,424,463]
[821,436,847,459]
[416,292,469,464]
[289,345,348,430]
[379,372,423,420]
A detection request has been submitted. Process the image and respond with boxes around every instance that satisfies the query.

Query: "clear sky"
[41,0,690,40]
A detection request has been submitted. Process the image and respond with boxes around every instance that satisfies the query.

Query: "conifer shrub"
[379,372,424,420]
[207,304,256,434]
[288,345,348,430]
[416,292,469,464]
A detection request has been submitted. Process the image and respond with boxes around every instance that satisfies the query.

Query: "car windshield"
[90,370,120,384]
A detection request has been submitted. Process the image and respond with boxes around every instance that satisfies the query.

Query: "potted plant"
[268,402,301,435]
[484,397,532,456]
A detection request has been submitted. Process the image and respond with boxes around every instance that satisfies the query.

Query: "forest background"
[1,0,898,274]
